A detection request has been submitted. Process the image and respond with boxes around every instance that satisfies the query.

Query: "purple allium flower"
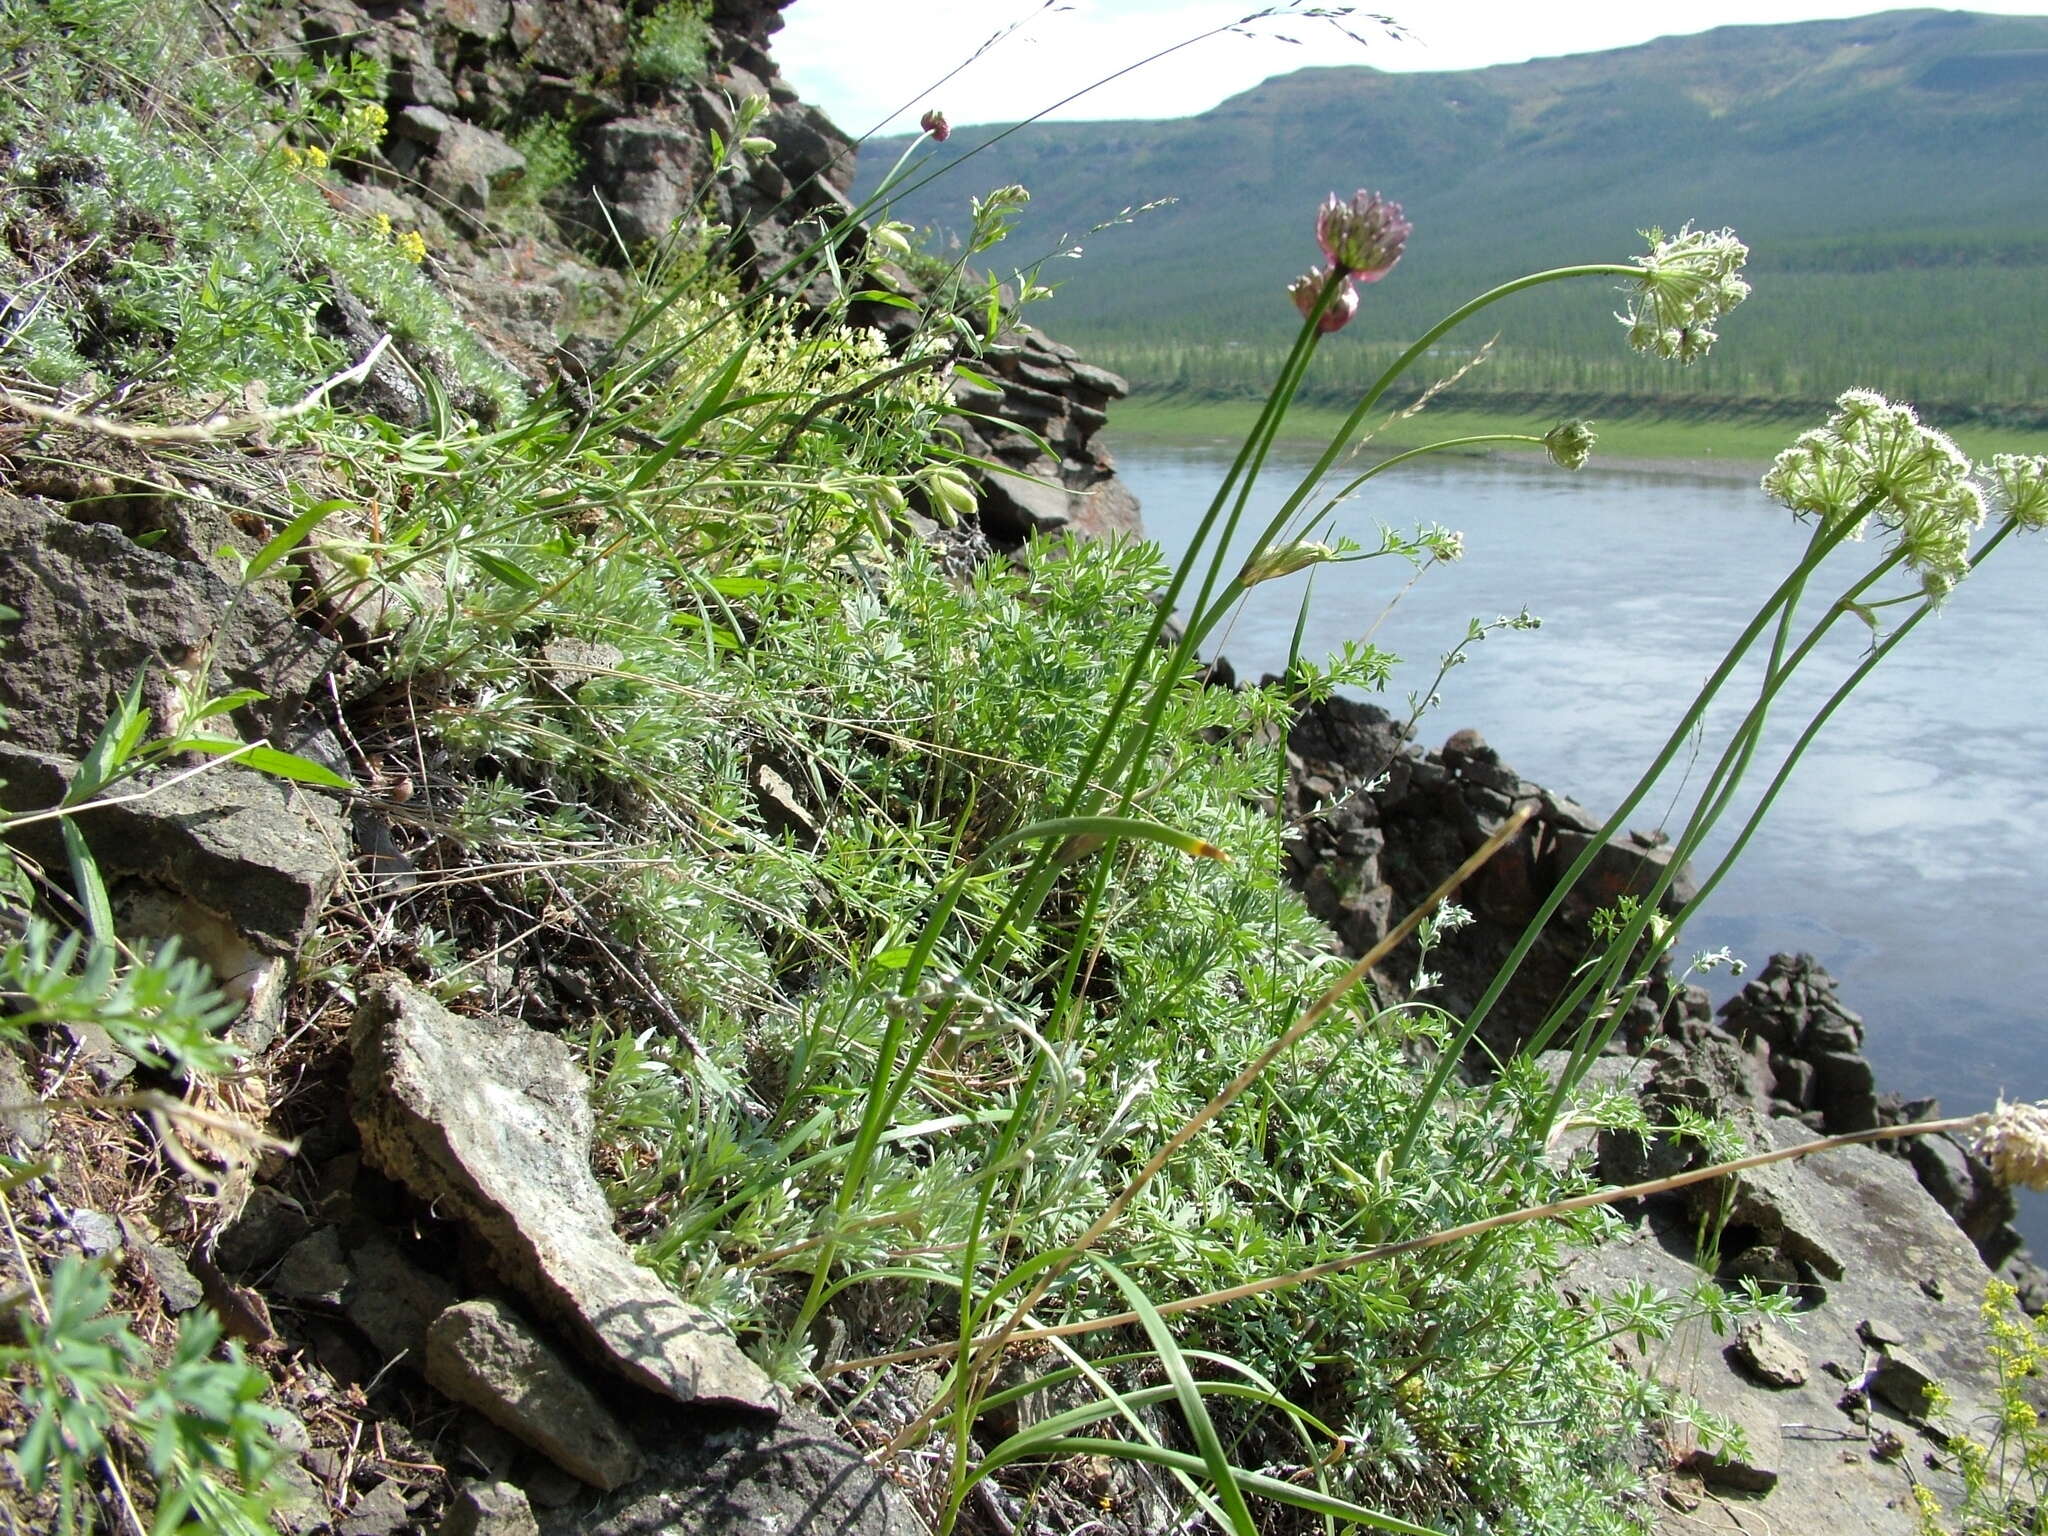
[920,109,950,142]
[1315,190,1410,282]
[1288,268,1359,333]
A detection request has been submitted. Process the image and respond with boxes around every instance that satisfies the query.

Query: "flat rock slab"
[351,983,776,1414]
[1560,1114,2007,1536]
[426,1299,642,1491]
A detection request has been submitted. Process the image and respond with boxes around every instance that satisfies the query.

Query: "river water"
[1111,434,2048,1251]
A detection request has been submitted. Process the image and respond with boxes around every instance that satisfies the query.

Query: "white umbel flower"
[1617,225,1751,363]
[1761,389,1985,602]
[1975,1098,2048,1192]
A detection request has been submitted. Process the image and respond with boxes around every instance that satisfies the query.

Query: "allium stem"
[1394,498,1876,1170]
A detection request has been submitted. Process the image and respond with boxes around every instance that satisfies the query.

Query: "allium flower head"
[1315,190,1409,282]
[1617,225,1750,363]
[1976,1098,2048,1192]
[1288,268,1359,333]
[1544,420,1597,471]
[1762,389,1984,602]
[920,109,950,142]
[1988,454,2048,530]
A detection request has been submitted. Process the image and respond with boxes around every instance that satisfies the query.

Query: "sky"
[773,1,2048,136]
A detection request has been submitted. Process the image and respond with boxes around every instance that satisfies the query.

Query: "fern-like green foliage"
[634,0,713,86]
[3,1258,286,1536]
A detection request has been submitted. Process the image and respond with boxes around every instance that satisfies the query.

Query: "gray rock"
[1870,1349,1941,1420]
[0,1045,51,1150]
[425,1299,642,1491]
[120,1217,203,1312]
[351,983,775,1412]
[1547,824,1697,914]
[1813,1049,1876,1102]
[977,459,1075,540]
[0,496,335,765]
[591,116,709,246]
[439,1479,540,1536]
[1564,1110,2009,1535]
[276,1228,352,1305]
[394,107,526,213]
[442,0,510,39]
[1685,1380,1782,1492]
[1694,1115,1849,1282]
[1728,1317,1808,1388]
[345,1232,460,1366]
[1770,1052,1816,1110]
[215,1185,312,1274]
[1067,361,1129,398]
[536,1409,925,1536]
[0,747,346,965]
[340,1477,412,1536]
[65,1207,122,1257]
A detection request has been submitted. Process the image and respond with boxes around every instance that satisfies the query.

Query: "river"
[1110,434,2048,1251]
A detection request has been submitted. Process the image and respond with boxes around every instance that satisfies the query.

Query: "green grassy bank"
[1105,392,2048,473]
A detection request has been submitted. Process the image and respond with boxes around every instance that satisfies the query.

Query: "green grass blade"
[1093,1257,1258,1536]
[60,820,113,943]
[244,500,343,583]
[978,814,1227,867]
[175,739,351,789]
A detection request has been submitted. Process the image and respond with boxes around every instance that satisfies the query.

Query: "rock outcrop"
[1556,1045,2017,1535]
[1284,695,1705,1063]
[274,0,1139,550]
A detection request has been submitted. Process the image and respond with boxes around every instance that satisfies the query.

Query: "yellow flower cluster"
[365,212,427,263]
[279,143,330,170]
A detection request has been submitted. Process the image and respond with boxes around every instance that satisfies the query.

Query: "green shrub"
[634,0,713,86]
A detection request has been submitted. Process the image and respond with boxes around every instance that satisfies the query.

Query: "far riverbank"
[1106,394,2048,479]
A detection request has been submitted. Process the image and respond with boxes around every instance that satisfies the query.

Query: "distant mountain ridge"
[854,9,2048,416]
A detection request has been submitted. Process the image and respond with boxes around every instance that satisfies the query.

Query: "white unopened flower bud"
[1975,1098,2048,1192]
[871,221,915,259]
[921,466,978,525]
[738,136,777,157]
[1238,540,1336,588]
[1544,420,1597,471]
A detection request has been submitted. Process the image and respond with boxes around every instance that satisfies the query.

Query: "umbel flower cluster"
[1977,1099,2048,1193]
[1617,224,1751,363]
[1763,393,2048,601]
[1764,390,1990,600]
[1287,189,1410,333]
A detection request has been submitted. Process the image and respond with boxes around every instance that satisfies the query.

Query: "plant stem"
[830,1108,1990,1374]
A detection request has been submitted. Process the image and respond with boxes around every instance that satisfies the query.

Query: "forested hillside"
[858,8,2048,420]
